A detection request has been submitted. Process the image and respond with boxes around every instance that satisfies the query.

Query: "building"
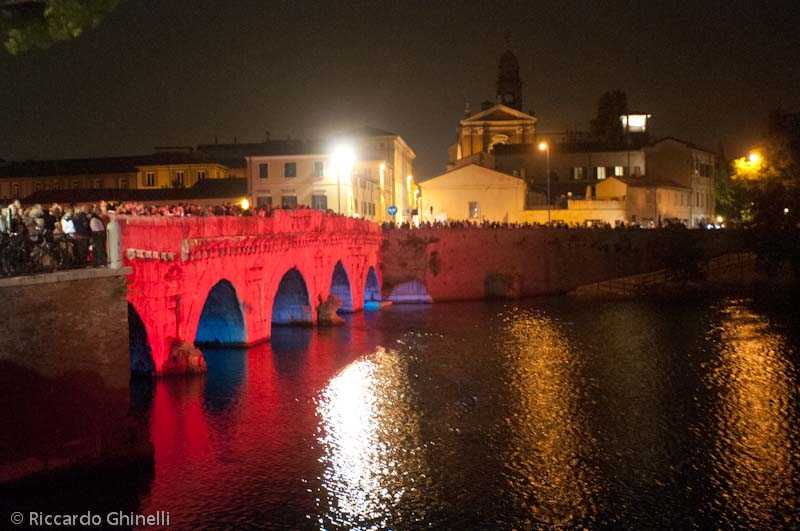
[419,164,527,223]
[423,45,717,226]
[644,138,716,227]
[245,127,418,223]
[0,151,235,203]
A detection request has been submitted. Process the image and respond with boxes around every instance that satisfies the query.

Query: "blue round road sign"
[387,205,398,216]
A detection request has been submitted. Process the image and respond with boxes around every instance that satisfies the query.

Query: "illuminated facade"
[246,127,417,223]
[0,152,234,201]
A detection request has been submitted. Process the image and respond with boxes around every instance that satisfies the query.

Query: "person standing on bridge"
[72,205,91,266]
[89,208,107,267]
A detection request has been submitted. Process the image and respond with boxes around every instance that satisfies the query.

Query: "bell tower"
[496,35,523,111]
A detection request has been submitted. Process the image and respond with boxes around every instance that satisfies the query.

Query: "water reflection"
[499,307,599,527]
[315,347,431,529]
[707,300,799,528]
[47,297,800,528]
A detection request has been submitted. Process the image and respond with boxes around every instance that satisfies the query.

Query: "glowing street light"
[538,141,551,224]
[784,207,790,215]
[331,143,356,215]
[748,151,762,165]
[240,198,250,211]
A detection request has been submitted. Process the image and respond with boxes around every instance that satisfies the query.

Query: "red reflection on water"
[138,313,381,527]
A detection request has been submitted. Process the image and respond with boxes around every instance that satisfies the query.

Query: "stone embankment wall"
[380,228,744,301]
[0,268,151,484]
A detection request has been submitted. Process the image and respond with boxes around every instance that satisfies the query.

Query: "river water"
[13,296,800,529]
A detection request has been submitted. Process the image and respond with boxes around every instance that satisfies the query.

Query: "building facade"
[0,152,234,203]
[246,127,417,223]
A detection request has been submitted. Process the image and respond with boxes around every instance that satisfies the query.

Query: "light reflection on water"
[706,300,799,528]
[499,310,599,527]
[20,296,797,529]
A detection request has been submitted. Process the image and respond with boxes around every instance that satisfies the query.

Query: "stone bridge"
[120,210,381,374]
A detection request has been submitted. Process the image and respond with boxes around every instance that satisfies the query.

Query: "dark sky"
[2,0,799,178]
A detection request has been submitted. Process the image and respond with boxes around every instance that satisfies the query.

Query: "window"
[696,192,700,207]
[145,171,156,187]
[93,179,101,189]
[34,181,42,191]
[633,166,642,176]
[614,166,624,176]
[572,167,586,180]
[174,171,185,187]
[468,201,480,219]
[281,195,298,208]
[284,162,297,178]
[11,183,20,198]
[197,170,207,181]
[71,180,80,189]
[256,195,272,207]
[311,194,327,210]
[119,178,129,189]
[259,163,269,179]
[312,161,324,177]
[596,166,607,180]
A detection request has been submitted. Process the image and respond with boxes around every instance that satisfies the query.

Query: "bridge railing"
[117,210,380,258]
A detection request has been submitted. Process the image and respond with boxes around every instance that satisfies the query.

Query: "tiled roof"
[0,152,227,179]
[197,140,325,158]
[344,126,398,138]
[21,179,247,204]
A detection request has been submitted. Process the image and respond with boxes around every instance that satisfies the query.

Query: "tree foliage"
[0,0,122,55]
[590,90,628,146]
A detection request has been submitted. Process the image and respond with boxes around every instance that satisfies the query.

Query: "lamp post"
[538,141,551,224]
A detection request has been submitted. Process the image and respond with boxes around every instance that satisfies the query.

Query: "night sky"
[2,0,799,178]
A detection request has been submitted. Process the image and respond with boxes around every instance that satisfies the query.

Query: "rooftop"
[20,178,247,204]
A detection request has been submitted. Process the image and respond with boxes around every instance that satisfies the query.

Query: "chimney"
[234,136,238,144]
[265,131,271,142]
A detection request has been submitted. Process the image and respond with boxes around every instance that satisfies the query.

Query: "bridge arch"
[272,267,313,325]
[330,260,354,313]
[128,303,154,374]
[364,266,381,309]
[195,279,247,345]
[388,279,432,304]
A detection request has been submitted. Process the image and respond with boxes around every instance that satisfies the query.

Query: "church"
[447,48,537,169]
[420,45,717,227]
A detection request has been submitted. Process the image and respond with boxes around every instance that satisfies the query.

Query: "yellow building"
[1,152,233,202]
[419,164,527,223]
[134,154,229,190]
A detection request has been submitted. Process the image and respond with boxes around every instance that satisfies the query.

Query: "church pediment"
[461,104,536,124]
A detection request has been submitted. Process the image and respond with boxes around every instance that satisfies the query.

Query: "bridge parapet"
[118,210,379,258]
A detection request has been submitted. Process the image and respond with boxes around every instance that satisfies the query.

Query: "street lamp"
[538,141,551,224]
[331,144,356,215]
[748,151,762,165]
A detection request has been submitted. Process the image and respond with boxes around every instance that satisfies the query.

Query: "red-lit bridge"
[120,211,382,374]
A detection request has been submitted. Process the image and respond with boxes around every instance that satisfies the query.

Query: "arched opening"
[388,279,432,304]
[272,267,312,325]
[195,280,246,345]
[364,266,381,310]
[129,303,154,374]
[330,261,354,314]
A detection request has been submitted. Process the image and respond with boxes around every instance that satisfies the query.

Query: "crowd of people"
[382,219,621,230]
[0,200,264,277]
[1,197,678,278]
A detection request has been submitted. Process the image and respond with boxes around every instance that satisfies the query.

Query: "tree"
[590,90,628,146]
[0,0,122,55]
